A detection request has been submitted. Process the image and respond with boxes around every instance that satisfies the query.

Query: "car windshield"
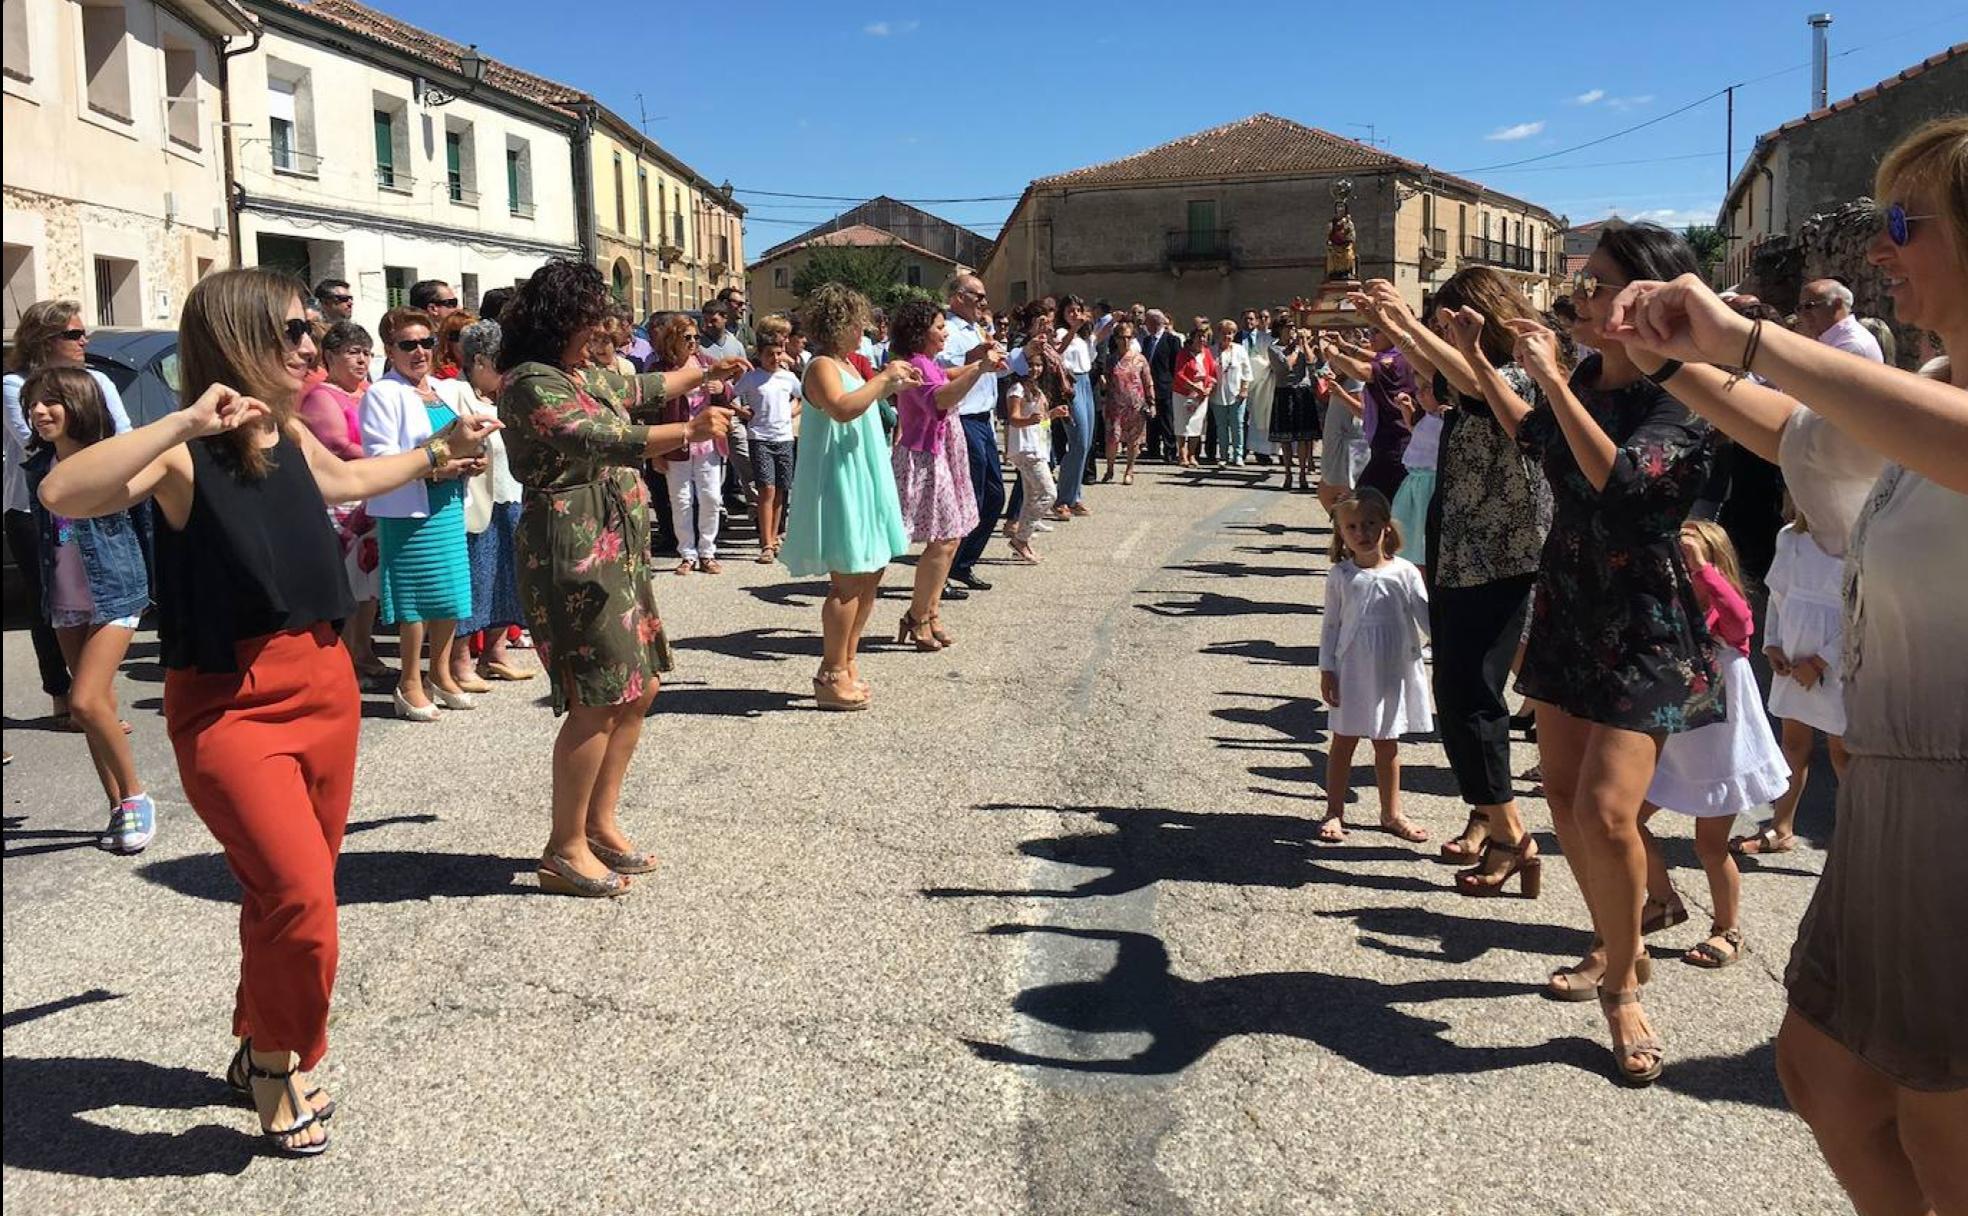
[158,352,181,393]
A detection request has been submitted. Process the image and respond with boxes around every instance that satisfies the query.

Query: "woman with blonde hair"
[4,299,135,729]
[778,283,921,709]
[38,267,497,1156]
[1603,115,1968,1211]
[651,312,731,574]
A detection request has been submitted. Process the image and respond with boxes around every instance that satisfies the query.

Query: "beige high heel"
[813,669,870,712]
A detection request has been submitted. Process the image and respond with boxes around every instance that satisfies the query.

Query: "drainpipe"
[571,101,597,266]
[218,21,263,267]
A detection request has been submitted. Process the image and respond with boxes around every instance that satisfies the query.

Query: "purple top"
[893,353,952,454]
[298,380,366,460]
[1363,346,1416,451]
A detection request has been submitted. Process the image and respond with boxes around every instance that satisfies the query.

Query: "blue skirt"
[460,500,523,635]
[1391,467,1437,565]
[377,481,472,625]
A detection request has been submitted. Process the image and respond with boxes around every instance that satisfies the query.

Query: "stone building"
[981,114,1566,322]
[1718,42,1965,290]
[581,104,744,320]
[3,0,252,336]
[226,0,584,331]
[747,224,968,320]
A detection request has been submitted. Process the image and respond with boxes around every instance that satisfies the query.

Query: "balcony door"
[1186,200,1218,256]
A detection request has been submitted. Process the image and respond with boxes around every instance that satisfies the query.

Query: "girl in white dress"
[1733,500,1848,857]
[1317,489,1433,844]
[1639,521,1791,968]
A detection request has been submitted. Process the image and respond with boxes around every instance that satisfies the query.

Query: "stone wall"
[1744,198,1929,369]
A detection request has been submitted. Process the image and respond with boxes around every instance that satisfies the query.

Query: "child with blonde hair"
[1733,495,1846,856]
[1317,489,1433,844]
[1638,519,1791,968]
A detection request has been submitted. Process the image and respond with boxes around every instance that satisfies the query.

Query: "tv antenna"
[1348,123,1388,147]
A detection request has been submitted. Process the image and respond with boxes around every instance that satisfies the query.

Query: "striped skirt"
[377,481,472,625]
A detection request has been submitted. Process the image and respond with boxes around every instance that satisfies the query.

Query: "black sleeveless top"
[156,430,354,672]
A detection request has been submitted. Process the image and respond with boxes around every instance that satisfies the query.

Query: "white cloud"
[1571,89,1605,105]
[862,18,918,35]
[1485,121,1546,142]
[1608,94,1655,111]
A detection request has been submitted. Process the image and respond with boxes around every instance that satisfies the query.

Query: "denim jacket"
[23,448,151,623]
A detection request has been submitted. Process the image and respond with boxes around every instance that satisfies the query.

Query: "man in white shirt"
[939,271,1007,594]
[1796,279,1883,362]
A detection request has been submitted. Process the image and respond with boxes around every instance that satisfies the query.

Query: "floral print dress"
[498,360,674,715]
[1514,355,1723,733]
[1102,350,1155,449]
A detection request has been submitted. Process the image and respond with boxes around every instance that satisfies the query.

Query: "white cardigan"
[361,369,471,518]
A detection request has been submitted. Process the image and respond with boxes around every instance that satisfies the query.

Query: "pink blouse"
[893,354,952,454]
[299,380,366,460]
[1692,564,1754,656]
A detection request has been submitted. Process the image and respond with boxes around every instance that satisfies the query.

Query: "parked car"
[83,328,182,427]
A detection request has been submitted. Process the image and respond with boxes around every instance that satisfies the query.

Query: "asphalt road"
[2,462,1846,1215]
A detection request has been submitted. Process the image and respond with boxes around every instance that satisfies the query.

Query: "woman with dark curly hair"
[885,298,1003,650]
[494,259,743,897]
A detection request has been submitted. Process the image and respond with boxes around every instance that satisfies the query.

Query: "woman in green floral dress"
[495,260,743,897]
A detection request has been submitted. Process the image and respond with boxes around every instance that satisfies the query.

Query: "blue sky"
[383,0,1965,243]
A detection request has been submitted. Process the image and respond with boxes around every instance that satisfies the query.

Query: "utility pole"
[1725,85,1734,200]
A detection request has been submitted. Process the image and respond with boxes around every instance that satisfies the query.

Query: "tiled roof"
[1036,113,1400,188]
[755,224,961,265]
[261,0,585,108]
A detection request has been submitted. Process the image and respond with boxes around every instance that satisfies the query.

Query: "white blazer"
[361,369,470,518]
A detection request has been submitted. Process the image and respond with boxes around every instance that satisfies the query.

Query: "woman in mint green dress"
[779,284,922,710]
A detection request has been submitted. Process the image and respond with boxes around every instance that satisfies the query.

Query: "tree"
[790,241,938,314]
[1683,224,1728,284]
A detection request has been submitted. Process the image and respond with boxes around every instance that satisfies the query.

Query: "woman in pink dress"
[1102,319,1155,485]
[886,299,1004,651]
[296,321,389,682]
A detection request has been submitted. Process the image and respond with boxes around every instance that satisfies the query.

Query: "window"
[905,264,922,288]
[772,266,786,289]
[194,256,214,281]
[4,243,37,337]
[461,272,479,309]
[443,119,476,205]
[612,153,626,233]
[505,136,532,218]
[671,191,684,245]
[642,273,654,312]
[384,265,414,308]
[269,83,298,169]
[717,234,730,265]
[254,233,312,281]
[93,255,139,326]
[3,0,29,82]
[81,2,131,121]
[610,260,630,302]
[264,61,318,175]
[1010,280,1028,306]
[163,43,199,149]
[637,168,650,240]
[371,95,411,191]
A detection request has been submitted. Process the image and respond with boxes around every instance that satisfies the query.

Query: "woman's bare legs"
[911,539,957,624]
[585,680,660,855]
[1779,1010,1968,1215]
[396,620,430,706]
[1571,720,1668,1078]
[847,574,882,687]
[821,571,882,687]
[55,624,141,804]
[1537,704,1607,982]
[343,600,385,673]
[546,697,622,881]
[424,620,463,694]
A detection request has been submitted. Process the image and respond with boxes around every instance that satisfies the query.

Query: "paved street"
[3,464,1846,1215]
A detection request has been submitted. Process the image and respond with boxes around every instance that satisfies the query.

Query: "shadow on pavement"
[961,924,1601,1080]
[137,849,537,905]
[3,1053,256,1179]
[675,625,821,665]
[3,813,100,860]
[1657,1039,1790,1109]
[3,988,122,1030]
[1201,639,1319,667]
[1170,560,1306,580]
[744,579,831,608]
[1137,591,1316,619]
[651,686,806,717]
[1316,904,1588,965]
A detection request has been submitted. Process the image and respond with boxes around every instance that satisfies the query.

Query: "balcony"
[1166,228,1234,265]
[1461,238,1546,274]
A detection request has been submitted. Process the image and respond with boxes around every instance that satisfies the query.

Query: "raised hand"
[883,360,925,389]
[1502,317,1563,382]
[1602,273,1755,366]
[448,412,503,458]
[1439,305,1487,353]
[686,405,733,444]
[709,356,752,382]
[183,383,271,438]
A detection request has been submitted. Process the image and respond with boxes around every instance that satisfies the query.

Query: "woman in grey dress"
[1604,116,1966,1214]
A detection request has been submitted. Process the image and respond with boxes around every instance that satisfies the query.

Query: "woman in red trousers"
[39,268,498,1158]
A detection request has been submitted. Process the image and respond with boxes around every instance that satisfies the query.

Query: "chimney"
[1808,13,1833,111]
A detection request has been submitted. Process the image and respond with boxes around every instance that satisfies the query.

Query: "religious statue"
[1325,180,1358,281]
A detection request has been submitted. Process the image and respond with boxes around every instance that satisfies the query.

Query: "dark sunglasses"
[682,334,700,343]
[1881,202,1936,247]
[431,298,460,309]
[282,318,312,345]
[323,293,354,305]
[393,336,438,352]
[59,327,88,341]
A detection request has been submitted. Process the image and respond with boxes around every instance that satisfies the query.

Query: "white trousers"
[665,453,724,561]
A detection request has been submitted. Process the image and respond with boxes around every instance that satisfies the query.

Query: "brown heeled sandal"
[1641,895,1689,935]
[1599,987,1665,1087]
[1436,810,1490,864]
[813,668,870,711]
[1454,833,1541,898]
[926,612,954,648]
[896,612,943,652]
[1547,937,1652,1002]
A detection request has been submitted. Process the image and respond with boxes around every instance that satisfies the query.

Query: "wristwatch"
[423,434,452,470]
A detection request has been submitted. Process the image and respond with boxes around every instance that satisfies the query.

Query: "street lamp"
[422,44,488,106]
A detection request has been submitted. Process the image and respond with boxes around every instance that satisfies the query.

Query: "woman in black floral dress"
[1502,224,1719,1087]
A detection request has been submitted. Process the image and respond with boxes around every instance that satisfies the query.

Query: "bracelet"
[1725,319,1764,389]
[424,442,438,470]
[1643,359,1684,386]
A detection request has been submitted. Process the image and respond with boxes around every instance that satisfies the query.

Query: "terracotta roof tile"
[262,0,585,108]
[755,224,963,265]
[1772,41,1965,138]
[1038,113,1400,188]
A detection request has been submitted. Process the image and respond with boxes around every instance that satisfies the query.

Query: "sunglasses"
[323,294,354,305]
[431,298,460,309]
[393,336,438,352]
[282,318,312,345]
[682,334,700,343]
[1880,202,1936,247]
[59,328,88,341]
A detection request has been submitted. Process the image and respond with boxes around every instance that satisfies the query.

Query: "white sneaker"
[1034,521,1056,533]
